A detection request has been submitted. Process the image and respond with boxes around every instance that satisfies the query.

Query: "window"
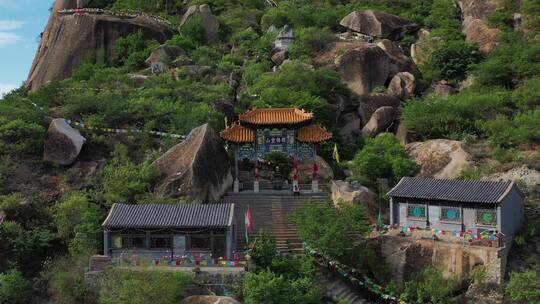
[131,236,146,248]
[476,209,497,226]
[150,236,171,249]
[190,234,211,250]
[112,236,123,249]
[407,204,426,219]
[441,207,461,222]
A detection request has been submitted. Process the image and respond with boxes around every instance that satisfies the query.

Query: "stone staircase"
[318,269,368,304]
[221,191,328,253]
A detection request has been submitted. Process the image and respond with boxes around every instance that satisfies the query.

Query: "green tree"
[249,230,277,271]
[53,192,91,241]
[68,203,103,256]
[290,200,369,265]
[0,269,30,304]
[96,144,157,207]
[350,134,419,187]
[506,267,540,303]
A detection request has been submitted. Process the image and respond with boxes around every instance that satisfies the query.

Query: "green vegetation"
[1,0,540,302]
[400,267,462,304]
[244,232,322,304]
[0,269,31,304]
[349,134,419,187]
[506,266,540,303]
[99,269,191,304]
[290,200,370,266]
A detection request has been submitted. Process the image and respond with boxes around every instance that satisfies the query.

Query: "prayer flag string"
[65,119,187,140]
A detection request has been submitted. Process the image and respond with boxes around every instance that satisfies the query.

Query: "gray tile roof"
[102,203,234,229]
[388,177,515,204]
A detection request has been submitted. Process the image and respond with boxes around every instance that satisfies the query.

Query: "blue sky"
[0,0,52,96]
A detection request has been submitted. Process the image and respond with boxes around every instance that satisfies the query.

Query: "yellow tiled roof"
[297,124,333,143]
[239,108,314,125]
[220,123,255,143]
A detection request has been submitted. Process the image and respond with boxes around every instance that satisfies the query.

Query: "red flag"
[246,207,253,232]
[312,161,319,178]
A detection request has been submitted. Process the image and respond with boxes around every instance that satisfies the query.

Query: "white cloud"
[0,20,24,31]
[0,83,17,97]
[0,32,23,47]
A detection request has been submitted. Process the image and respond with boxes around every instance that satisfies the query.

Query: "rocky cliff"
[27,1,175,91]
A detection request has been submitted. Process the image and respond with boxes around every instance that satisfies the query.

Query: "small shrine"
[220,108,332,192]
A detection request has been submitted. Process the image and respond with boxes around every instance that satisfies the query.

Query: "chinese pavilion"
[221,108,332,161]
[220,108,332,191]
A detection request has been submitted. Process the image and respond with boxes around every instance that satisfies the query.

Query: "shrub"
[289,27,336,60]
[99,268,191,304]
[424,40,481,82]
[0,269,30,304]
[506,267,540,303]
[474,32,540,87]
[482,109,540,147]
[401,90,510,140]
[43,255,92,304]
[96,144,157,207]
[400,267,462,304]
[349,134,419,187]
[112,32,159,71]
[243,269,321,304]
[0,119,44,155]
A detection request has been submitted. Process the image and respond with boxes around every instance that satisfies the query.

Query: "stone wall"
[373,235,511,284]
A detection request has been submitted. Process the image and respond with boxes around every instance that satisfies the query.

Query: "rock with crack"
[387,72,415,100]
[43,119,86,166]
[361,106,398,137]
[406,139,471,179]
[456,0,501,53]
[179,4,219,45]
[377,39,416,76]
[316,41,390,95]
[153,124,232,203]
[340,10,420,41]
[357,93,401,123]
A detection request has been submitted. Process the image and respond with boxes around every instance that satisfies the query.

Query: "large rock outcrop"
[27,3,175,91]
[145,45,185,68]
[153,124,232,203]
[362,107,398,137]
[179,4,219,44]
[181,296,241,304]
[377,39,416,76]
[340,10,419,41]
[410,29,440,67]
[387,72,415,100]
[43,119,86,166]
[406,139,471,179]
[357,93,401,123]
[316,41,390,95]
[457,0,501,53]
[331,180,376,205]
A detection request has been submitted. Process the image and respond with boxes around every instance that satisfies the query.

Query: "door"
[173,235,186,257]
